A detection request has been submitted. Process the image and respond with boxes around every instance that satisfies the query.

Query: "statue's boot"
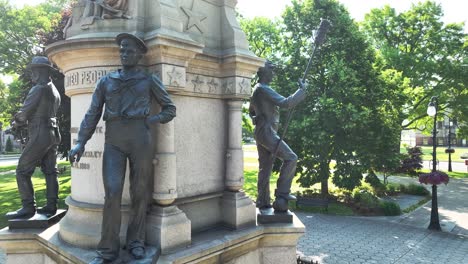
[8,169,36,219]
[130,246,145,260]
[37,199,57,216]
[6,203,36,220]
[38,171,59,216]
[274,189,297,201]
[89,257,113,264]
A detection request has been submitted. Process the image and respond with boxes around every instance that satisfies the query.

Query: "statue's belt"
[106,116,146,122]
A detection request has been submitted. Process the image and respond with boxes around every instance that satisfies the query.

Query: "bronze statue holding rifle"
[5,56,62,220]
[250,19,331,213]
[249,61,307,212]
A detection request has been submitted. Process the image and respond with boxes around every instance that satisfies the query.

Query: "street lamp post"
[427,96,441,231]
[447,118,453,172]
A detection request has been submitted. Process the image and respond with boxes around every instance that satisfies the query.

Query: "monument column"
[222,98,256,229]
[143,36,202,253]
[225,99,244,191]
[145,120,191,254]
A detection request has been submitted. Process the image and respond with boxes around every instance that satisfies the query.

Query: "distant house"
[410,117,467,147]
[0,128,22,153]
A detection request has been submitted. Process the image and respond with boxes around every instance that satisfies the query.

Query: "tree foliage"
[361,1,468,134]
[278,0,405,194]
[0,0,72,157]
[240,0,403,195]
[239,16,283,61]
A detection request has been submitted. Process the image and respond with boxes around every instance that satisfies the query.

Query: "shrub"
[405,184,430,196]
[385,182,399,195]
[5,137,13,152]
[379,201,401,216]
[352,184,373,200]
[365,171,385,195]
[398,183,407,193]
[396,146,423,176]
[352,187,379,208]
[359,192,379,208]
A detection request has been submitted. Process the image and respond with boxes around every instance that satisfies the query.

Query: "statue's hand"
[69,143,85,164]
[145,115,160,128]
[298,79,308,91]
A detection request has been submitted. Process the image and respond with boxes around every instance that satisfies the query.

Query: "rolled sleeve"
[150,75,176,124]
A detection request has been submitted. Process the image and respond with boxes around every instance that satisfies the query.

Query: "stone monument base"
[0,213,305,264]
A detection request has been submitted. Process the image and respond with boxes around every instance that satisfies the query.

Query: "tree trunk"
[320,161,330,197]
[321,179,329,197]
[428,184,441,231]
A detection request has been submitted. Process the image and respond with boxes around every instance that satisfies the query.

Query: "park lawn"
[419,169,468,179]
[0,163,71,228]
[243,169,308,201]
[401,146,468,163]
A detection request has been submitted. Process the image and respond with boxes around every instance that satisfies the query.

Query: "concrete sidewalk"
[297,213,468,264]
[383,176,468,236]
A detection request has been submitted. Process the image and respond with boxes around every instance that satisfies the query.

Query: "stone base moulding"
[0,214,305,264]
[59,196,130,248]
[145,205,191,254]
[221,191,256,229]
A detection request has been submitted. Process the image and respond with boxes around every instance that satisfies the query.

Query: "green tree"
[361,1,468,135]
[274,0,400,195]
[239,16,283,60]
[0,0,72,157]
[0,0,62,74]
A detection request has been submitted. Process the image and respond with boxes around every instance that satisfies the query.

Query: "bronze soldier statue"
[69,33,176,263]
[6,56,61,219]
[249,60,307,212]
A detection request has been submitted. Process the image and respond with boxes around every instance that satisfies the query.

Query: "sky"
[9,0,467,25]
[237,0,467,26]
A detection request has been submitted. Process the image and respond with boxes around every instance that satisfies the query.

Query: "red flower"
[419,171,449,185]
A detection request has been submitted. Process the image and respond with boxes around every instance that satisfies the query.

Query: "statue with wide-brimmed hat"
[5,56,62,220]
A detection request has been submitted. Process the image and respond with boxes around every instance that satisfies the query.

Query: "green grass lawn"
[0,162,71,228]
[401,146,468,163]
[418,169,468,179]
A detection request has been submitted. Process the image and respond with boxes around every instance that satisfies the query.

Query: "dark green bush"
[399,183,407,193]
[352,188,379,208]
[404,184,430,196]
[379,201,401,216]
[5,137,13,152]
[385,183,399,195]
[365,171,385,195]
[360,192,379,208]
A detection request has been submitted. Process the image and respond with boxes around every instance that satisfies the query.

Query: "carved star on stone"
[239,78,250,94]
[207,78,219,93]
[192,75,205,93]
[181,6,207,33]
[167,67,183,87]
[225,79,235,94]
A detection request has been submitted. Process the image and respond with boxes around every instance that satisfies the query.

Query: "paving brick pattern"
[297,213,468,264]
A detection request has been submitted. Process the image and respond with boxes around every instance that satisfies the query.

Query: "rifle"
[5,120,28,148]
[272,18,331,159]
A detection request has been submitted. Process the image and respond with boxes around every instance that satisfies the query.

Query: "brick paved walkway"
[297,213,468,264]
